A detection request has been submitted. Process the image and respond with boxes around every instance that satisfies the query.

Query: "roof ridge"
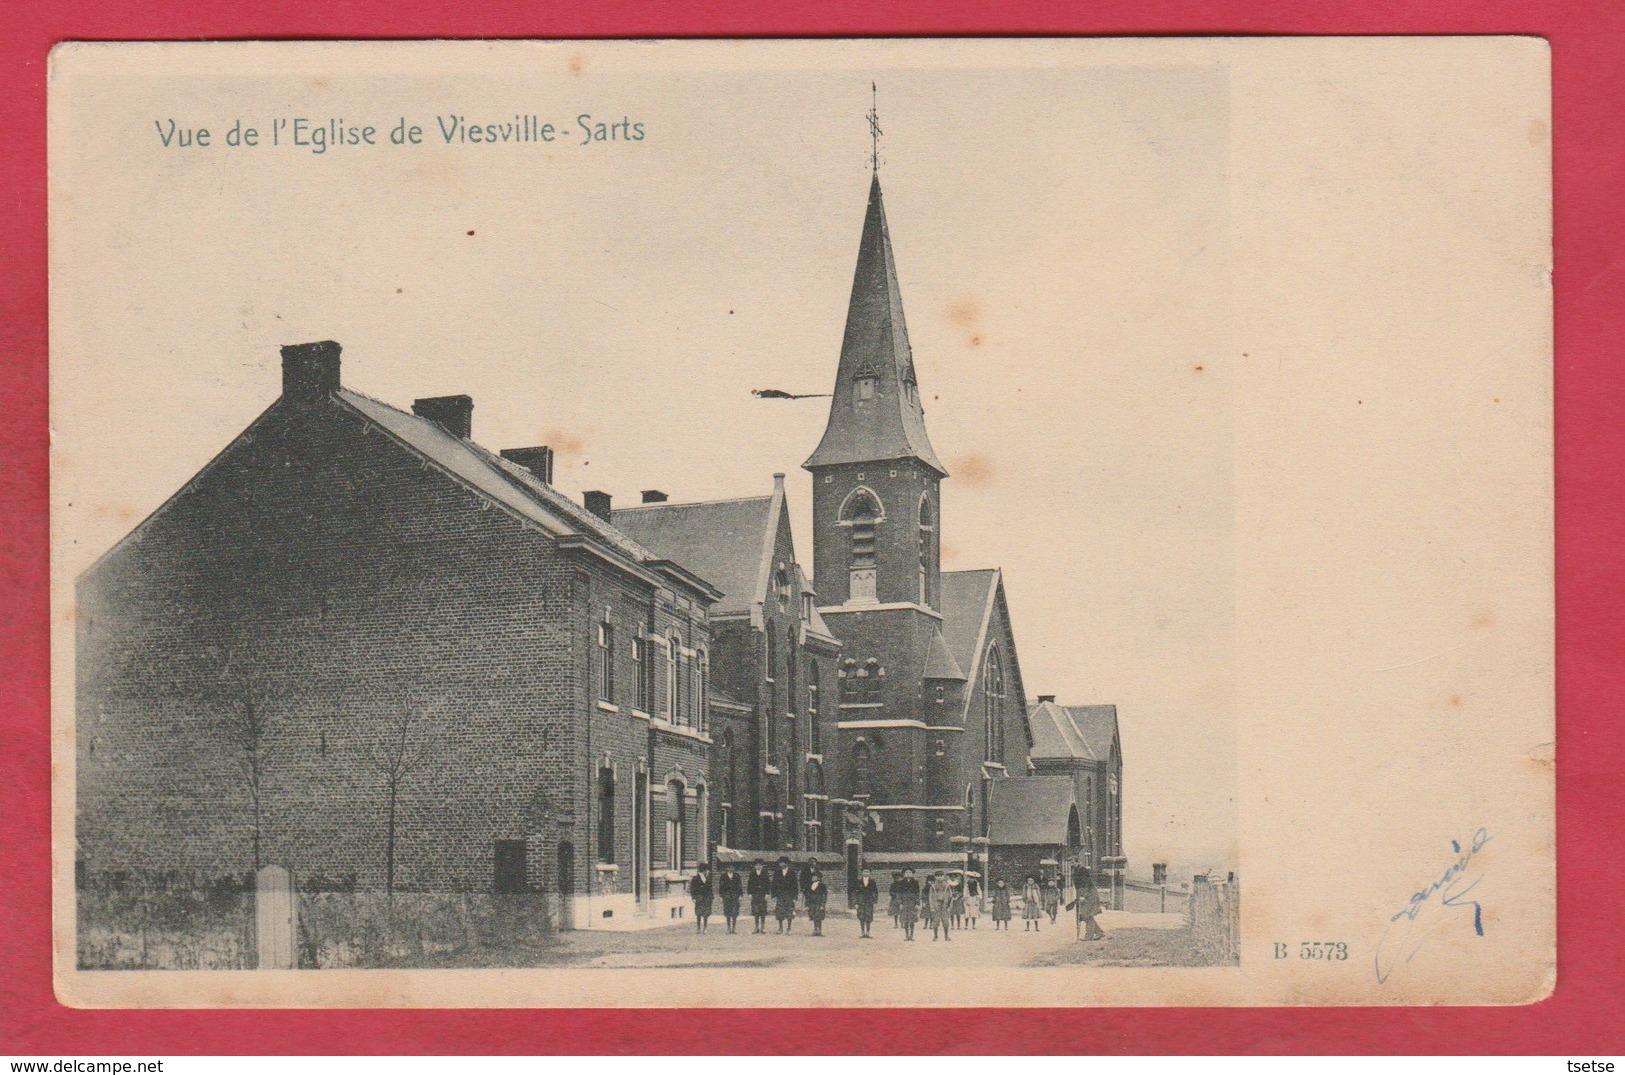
[335,388,666,567]
[612,493,774,513]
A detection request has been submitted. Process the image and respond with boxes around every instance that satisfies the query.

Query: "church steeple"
[806,155,947,611]
[802,172,947,478]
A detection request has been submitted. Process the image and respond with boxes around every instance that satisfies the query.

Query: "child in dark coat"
[746,860,772,934]
[805,870,830,936]
[991,879,1013,930]
[690,865,714,933]
[719,865,744,934]
[853,868,881,938]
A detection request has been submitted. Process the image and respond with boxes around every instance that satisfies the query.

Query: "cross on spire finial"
[867,81,883,173]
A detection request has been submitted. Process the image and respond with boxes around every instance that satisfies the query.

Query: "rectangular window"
[665,639,677,720]
[697,654,708,734]
[597,621,615,703]
[678,653,690,726]
[596,769,615,864]
[632,636,648,712]
[665,819,682,870]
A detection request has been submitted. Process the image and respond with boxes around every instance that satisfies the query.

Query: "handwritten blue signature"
[1375,828,1491,984]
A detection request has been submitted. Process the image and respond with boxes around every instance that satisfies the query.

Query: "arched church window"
[918,495,934,604]
[807,663,821,754]
[982,646,1006,763]
[840,488,883,605]
[765,633,778,757]
[786,627,799,715]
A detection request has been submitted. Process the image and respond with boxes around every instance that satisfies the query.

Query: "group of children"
[684,858,1108,943]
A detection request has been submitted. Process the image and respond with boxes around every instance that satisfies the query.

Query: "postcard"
[49,36,1553,1007]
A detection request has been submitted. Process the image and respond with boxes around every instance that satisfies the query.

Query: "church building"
[800,172,1042,853]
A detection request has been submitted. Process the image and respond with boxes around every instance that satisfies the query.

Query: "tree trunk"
[385,781,398,896]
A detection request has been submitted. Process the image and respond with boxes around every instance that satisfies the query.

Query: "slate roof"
[987,776,1077,846]
[803,174,947,477]
[938,568,1000,681]
[793,563,838,642]
[921,626,966,681]
[335,390,720,597]
[612,495,776,616]
[1028,701,1120,763]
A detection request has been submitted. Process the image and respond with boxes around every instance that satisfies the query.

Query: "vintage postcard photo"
[49,37,1552,1007]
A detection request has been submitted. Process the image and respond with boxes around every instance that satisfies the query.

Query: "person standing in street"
[1067,866,1107,941]
[964,870,982,930]
[887,871,903,929]
[894,867,922,941]
[1043,872,1062,925]
[719,863,744,934]
[746,859,771,934]
[948,871,967,930]
[992,878,1013,930]
[798,859,817,911]
[772,856,799,934]
[853,867,880,939]
[1022,875,1043,931]
[805,868,830,937]
[690,863,714,934]
[927,872,954,942]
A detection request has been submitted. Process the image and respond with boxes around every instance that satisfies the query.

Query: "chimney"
[641,490,668,504]
[502,446,555,484]
[584,490,612,521]
[281,341,342,403]
[412,395,473,440]
[1037,694,1056,704]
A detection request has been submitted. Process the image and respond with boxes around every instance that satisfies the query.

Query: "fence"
[76,872,256,970]
[76,870,555,970]
[1186,875,1241,964]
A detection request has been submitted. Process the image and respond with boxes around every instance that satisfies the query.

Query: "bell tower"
[804,168,948,610]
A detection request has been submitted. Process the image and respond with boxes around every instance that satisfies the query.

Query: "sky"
[53,44,1236,876]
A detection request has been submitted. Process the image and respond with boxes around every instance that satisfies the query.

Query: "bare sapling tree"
[365,698,439,897]
[233,689,278,872]
[217,643,278,874]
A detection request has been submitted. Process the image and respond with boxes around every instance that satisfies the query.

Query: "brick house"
[76,342,720,926]
[611,475,843,856]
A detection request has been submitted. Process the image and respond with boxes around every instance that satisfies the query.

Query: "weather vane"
[867,81,883,173]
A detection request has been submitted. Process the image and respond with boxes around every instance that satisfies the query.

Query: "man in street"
[746,859,771,934]
[771,855,800,933]
[894,867,922,941]
[853,867,881,939]
[805,868,830,937]
[1067,865,1107,941]
[719,863,744,934]
[690,863,714,934]
[798,858,817,909]
[927,871,954,942]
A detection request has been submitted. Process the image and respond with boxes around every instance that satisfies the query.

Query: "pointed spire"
[803,171,947,477]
